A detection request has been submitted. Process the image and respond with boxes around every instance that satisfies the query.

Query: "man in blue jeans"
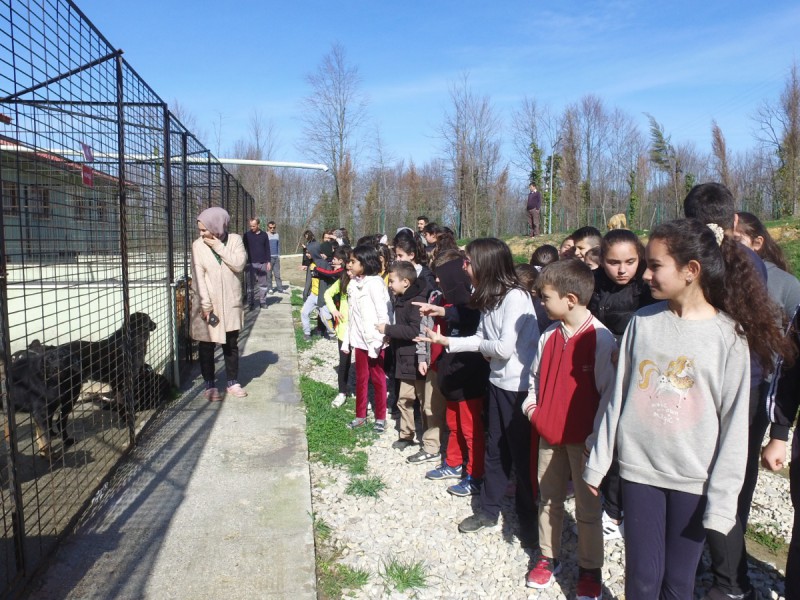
[266,220,285,293]
[243,218,271,309]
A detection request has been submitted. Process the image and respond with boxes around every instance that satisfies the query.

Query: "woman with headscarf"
[191,207,248,401]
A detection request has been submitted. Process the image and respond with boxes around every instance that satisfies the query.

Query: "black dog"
[71,312,158,418]
[7,340,84,456]
[4,312,158,455]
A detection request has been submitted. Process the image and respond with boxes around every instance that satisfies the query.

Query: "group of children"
[302,183,799,599]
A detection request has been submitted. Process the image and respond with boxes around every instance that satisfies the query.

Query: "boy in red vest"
[522,259,617,598]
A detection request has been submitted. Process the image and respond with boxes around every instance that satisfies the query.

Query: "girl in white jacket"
[342,245,392,432]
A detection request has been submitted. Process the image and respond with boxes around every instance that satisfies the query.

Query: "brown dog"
[607,213,628,230]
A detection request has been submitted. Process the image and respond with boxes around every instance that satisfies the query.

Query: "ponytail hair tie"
[707,223,725,246]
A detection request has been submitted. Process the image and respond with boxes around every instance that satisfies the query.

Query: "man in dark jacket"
[243,218,271,309]
[527,184,542,238]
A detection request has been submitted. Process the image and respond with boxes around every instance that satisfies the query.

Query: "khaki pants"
[421,371,447,454]
[538,439,603,568]
[397,379,425,441]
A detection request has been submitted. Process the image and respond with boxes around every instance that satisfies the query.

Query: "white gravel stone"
[300,336,792,599]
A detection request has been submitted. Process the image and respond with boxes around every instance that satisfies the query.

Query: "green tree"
[529,142,543,189]
[627,169,638,227]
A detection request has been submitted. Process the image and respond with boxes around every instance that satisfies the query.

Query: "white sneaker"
[602,512,623,541]
[331,393,347,408]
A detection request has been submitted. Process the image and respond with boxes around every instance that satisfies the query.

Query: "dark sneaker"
[526,556,561,589]
[373,419,386,434]
[458,512,498,534]
[392,439,416,451]
[303,334,312,342]
[425,464,463,480]
[447,475,481,497]
[406,449,439,464]
[576,567,602,600]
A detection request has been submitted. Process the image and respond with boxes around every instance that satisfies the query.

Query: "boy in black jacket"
[762,305,800,600]
[377,261,431,452]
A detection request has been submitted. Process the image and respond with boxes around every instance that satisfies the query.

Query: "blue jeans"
[301,294,333,335]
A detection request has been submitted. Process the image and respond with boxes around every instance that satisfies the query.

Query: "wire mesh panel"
[0,0,253,593]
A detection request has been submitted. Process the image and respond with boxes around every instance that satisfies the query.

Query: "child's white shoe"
[331,393,347,408]
[602,511,624,541]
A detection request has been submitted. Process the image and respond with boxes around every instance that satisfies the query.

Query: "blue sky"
[75,0,800,169]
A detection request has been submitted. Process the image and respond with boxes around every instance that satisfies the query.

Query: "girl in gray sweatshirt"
[583,219,793,599]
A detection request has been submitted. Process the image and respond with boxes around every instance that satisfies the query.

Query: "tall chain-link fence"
[0,1,253,594]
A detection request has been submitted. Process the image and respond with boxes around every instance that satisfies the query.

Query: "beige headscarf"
[197,207,230,240]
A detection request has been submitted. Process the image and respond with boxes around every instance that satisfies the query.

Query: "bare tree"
[559,108,581,230]
[170,99,204,140]
[754,61,800,216]
[440,74,503,238]
[299,42,369,234]
[510,96,547,186]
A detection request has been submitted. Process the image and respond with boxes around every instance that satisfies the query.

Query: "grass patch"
[318,560,371,598]
[345,475,386,498]
[301,376,374,472]
[313,515,332,542]
[381,556,427,594]
[780,237,800,275]
[745,523,786,553]
[310,356,324,366]
[313,511,370,598]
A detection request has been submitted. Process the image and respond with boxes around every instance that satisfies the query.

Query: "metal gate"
[0,1,254,595]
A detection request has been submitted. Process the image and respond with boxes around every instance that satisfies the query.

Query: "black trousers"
[198,330,240,385]
[479,384,537,543]
[706,383,765,595]
[336,339,352,394]
[787,430,800,600]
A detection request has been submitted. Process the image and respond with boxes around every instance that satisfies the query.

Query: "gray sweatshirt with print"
[583,302,750,534]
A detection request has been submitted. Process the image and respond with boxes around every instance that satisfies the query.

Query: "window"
[2,180,19,214]
[27,184,50,219]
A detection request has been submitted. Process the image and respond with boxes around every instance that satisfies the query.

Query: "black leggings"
[336,339,352,394]
[199,330,240,385]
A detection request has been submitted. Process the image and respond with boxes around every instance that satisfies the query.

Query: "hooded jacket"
[384,277,431,380]
[433,260,489,401]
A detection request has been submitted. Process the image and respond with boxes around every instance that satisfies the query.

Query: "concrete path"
[25,292,316,599]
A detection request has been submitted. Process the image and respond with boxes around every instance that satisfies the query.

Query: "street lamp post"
[548,137,561,235]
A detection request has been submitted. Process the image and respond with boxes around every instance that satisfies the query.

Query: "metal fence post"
[0,164,27,585]
[114,54,136,446]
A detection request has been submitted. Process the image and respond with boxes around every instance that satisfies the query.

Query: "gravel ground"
[300,335,792,599]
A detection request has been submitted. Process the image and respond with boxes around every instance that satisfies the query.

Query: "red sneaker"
[576,567,602,600]
[526,556,561,589]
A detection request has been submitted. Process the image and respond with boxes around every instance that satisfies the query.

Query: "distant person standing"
[243,218,271,309]
[266,220,285,294]
[416,215,429,249]
[527,184,542,238]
